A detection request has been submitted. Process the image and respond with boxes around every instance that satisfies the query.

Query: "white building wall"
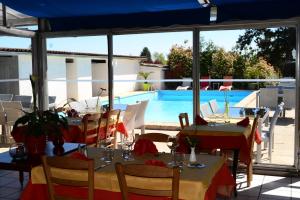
[114,58,140,96]
[76,57,92,101]
[16,52,166,105]
[140,65,165,90]
[47,56,67,104]
[18,55,32,97]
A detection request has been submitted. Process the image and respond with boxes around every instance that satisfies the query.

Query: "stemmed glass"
[99,135,113,162]
[167,135,179,166]
[122,133,135,161]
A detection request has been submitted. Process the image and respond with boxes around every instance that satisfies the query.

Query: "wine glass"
[167,135,179,166]
[99,135,113,161]
[122,133,135,161]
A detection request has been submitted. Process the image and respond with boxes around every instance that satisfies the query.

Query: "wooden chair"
[135,132,169,143]
[115,163,180,200]
[41,156,94,200]
[99,109,121,148]
[178,113,189,130]
[245,116,259,187]
[81,113,102,147]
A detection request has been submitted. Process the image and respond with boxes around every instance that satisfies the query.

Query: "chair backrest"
[123,103,140,133]
[178,113,189,130]
[259,88,278,108]
[268,102,284,137]
[99,109,121,147]
[42,156,94,200]
[0,94,13,101]
[134,100,149,129]
[1,101,23,110]
[115,163,179,200]
[136,132,169,143]
[283,89,295,109]
[82,113,102,146]
[69,101,86,112]
[12,95,32,109]
[248,116,259,160]
[200,103,212,118]
[223,76,233,87]
[5,108,24,126]
[48,96,56,104]
[208,99,218,114]
[200,76,210,90]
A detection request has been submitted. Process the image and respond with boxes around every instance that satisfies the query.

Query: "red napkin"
[144,159,166,167]
[195,114,208,125]
[70,152,90,161]
[237,117,250,127]
[255,129,262,144]
[133,138,158,156]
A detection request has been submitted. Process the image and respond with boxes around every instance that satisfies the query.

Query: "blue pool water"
[105,90,252,123]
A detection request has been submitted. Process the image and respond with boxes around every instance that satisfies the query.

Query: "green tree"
[140,47,152,63]
[210,48,235,78]
[236,27,296,77]
[167,44,193,78]
[200,41,217,76]
[152,52,167,65]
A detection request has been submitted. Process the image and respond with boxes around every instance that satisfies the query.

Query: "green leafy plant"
[138,71,153,83]
[186,136,198,147]
[13,75,68,137]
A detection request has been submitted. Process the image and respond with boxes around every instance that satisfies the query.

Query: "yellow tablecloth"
[31,148,226,200]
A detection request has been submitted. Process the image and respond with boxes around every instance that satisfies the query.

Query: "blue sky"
[0,30,245,57]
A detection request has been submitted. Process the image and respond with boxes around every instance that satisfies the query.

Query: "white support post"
[295,23,300,169]
[32,19,48,110]
[192,28,200,123]
[107,33,114,110]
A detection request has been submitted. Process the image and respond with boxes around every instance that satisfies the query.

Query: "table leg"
[232,149,239,197]
[19,171,24,189]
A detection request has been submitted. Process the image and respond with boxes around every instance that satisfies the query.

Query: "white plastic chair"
[68,101,87,112]
[0,94,13,101]
[134,100,149,134]
[13,95,32,109]
[1,101,23,110]
[122,103,140,134]
[208,99,219,114]
[258,88,278,109]
[261,102,284,162]
[200,103,213,118]
[282,89,295,117]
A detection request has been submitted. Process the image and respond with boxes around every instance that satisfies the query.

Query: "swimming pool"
[106,90,252,123]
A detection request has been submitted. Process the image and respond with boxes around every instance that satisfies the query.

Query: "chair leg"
[247,162,253,187]
[141,126,145,134]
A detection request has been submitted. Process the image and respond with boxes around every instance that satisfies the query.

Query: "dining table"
[206,106,269,162]
[177,122,253,196]
[20,148,235,200]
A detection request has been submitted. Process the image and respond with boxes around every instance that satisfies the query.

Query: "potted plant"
[138,71,153,91]
[12,75,68,155]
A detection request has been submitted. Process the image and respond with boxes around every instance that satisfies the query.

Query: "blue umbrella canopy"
[0,0,299,31]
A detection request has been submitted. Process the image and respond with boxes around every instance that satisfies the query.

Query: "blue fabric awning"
[1,0,300,32]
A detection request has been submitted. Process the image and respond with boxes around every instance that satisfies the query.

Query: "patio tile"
[263,176,291,184]
[0,187,19,198]
[0,177,15,187]
[260,186,292,199]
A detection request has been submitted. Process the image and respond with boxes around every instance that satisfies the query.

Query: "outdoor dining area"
[0,0,300,199]
[0,92,275,200]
